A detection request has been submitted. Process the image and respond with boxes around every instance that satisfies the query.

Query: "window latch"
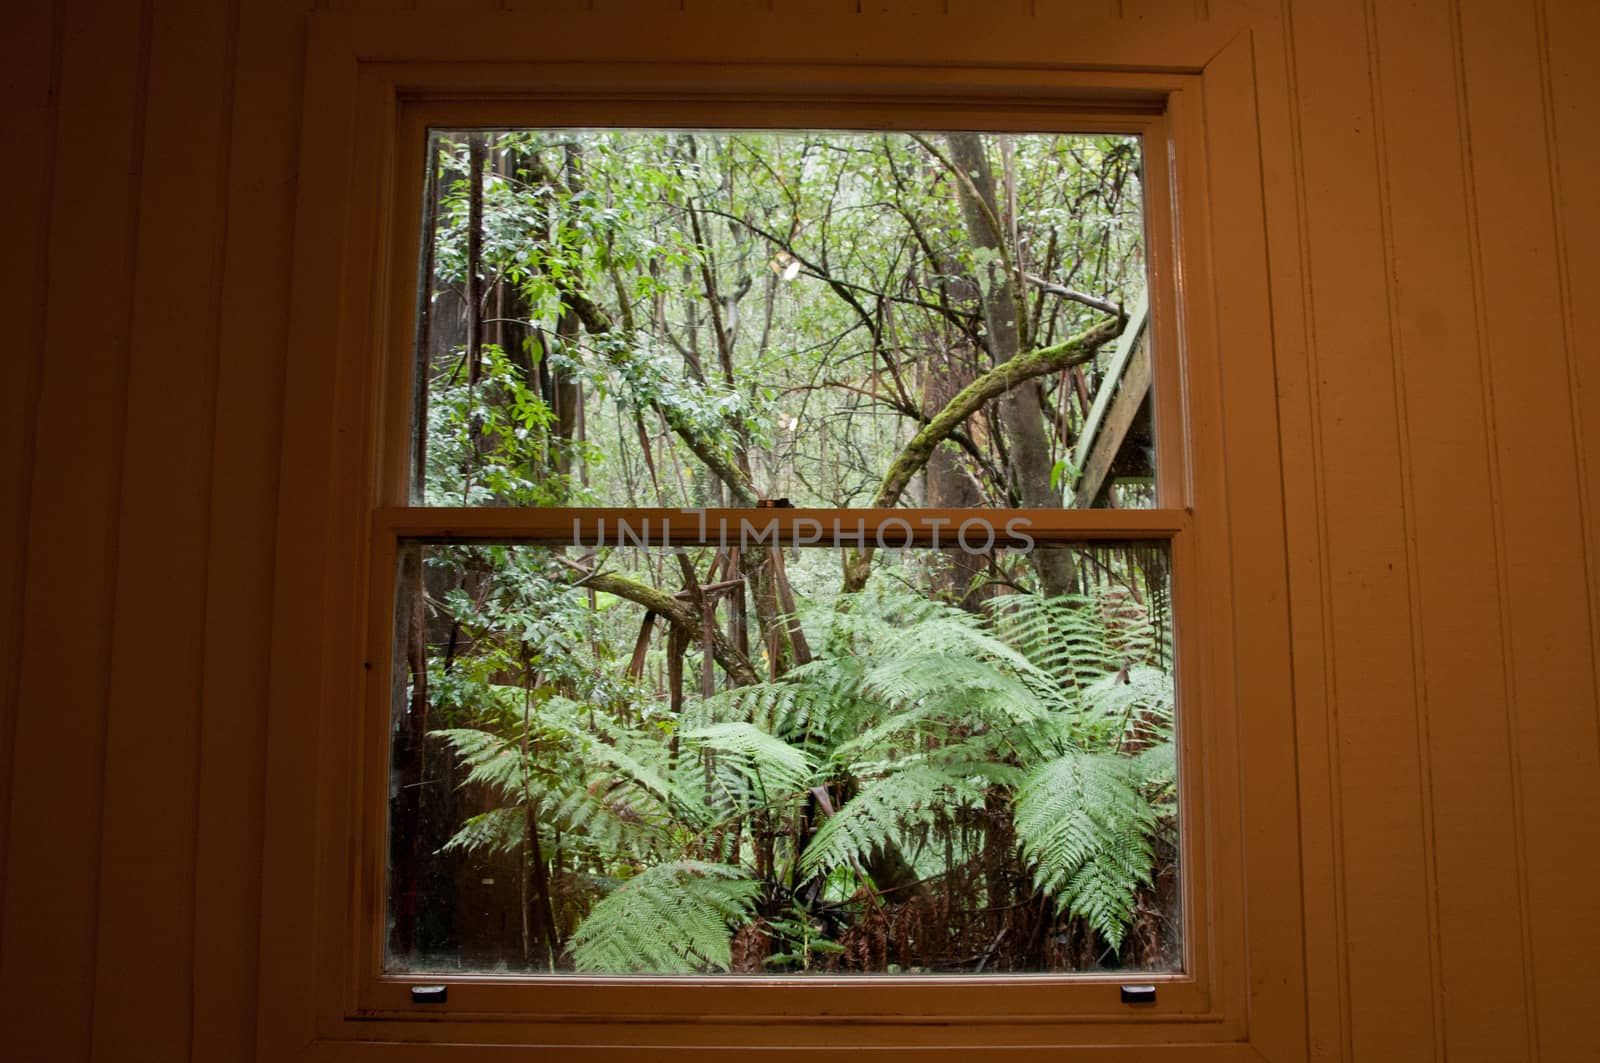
[410,984,448,1005]
[1120,984,1157,1005]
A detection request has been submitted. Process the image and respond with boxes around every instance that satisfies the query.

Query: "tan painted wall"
[1,1,1595,1059]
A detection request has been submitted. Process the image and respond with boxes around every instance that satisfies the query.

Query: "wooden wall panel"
[1284,0,1439,1056]
[1248,4,1349,1056]
[0,1,150,1060]
[88,2,237,1059]
[190,7,310,1058]
[412,0,506,13]
[1362,1,1535,1058]
[0,0,57,969]
[1454,3,1600,1058]
[771,0,871,13]
[1196,31,1308,1060]
[1118,0,1199,22]
[253,14,366,1055]
[1543,0,1600,828]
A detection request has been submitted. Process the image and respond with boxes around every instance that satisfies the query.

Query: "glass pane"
[413,130,1154,511]
[386,537,1179,975]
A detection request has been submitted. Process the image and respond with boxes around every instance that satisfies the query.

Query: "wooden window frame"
[258,12,1305,1059]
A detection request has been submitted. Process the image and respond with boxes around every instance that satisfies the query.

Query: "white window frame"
[257,12,1305,1059]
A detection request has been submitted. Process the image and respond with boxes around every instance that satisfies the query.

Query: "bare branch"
[1022,273,1122,317]
[558,560,759,687]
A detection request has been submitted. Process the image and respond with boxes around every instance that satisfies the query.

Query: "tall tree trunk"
[548,145,585,482]
[548,308,582,481]
[465,134,486,388]
[945,133,1076,598]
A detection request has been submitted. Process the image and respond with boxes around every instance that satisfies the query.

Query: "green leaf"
[1014,751,1157,950]
[682,721,814,798]
[569,860,759,973]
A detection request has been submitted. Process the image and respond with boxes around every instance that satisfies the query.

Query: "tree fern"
[990,592,1131,709]
[799,761,987,878]
[436,699,686,864]
[1079,665,1176,749]
[682,721,814,801]
[438,804,525,855]
[1013,750,1159,950]
[689,678,865,741]
[568,860,760,973]
[425,575,1178,970]
[1132,740,1177,787]
[432,726,552,797]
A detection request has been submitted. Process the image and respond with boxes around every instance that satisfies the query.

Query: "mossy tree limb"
[842,311,1125,593]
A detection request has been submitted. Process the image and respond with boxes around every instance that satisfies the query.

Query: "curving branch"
[560,280,759,506]
[872,312,1126,510]
[561,561,759,687]
[524,154,759,507]
[801,378,1014,502]
[839,311,1122,592]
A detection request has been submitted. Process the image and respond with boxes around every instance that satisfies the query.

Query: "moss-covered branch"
[871,312,1126,510]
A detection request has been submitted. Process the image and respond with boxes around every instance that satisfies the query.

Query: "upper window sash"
[398,128,1173,517]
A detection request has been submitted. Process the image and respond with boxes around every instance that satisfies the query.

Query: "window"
[262,25,1300,1055]
[384,127,1185,985]
[360,109,1214,1022]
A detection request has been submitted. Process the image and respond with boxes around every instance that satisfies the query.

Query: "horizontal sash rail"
[374,506,1190,548]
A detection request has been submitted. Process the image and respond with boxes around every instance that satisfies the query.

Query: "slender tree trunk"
[741,549,793,679]
[465,134,486,388]
[519,659,559,969]
[945,133,1076,597]
[548,147,585,481]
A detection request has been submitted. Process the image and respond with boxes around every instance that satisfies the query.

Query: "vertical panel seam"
[244,9,309,1052]
[1198,32,1269,1050]
[84,0,156,1054]
[1243,16,1316,1056]
[1359,1,1444,1057]
[1532,0,1600,783]
[1447,1,1541,1056]
[0,0,65,975]
[186,0,243,1059]
[1279,0,1352,1056]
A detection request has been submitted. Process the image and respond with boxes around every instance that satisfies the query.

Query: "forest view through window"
[387,128,1181,977]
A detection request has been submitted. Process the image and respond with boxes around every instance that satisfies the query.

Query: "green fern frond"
[799,762,985,878]
[431,727,542,796]
[1078,666,1175,749]
[1014,751,1158,950]
[568,860,759,973]
[592,740,682,810]
[1131,739,1177,787]
[438,805,525,855]
[682,721,814,799]
[988,592,1146,713]
[693,670,877,747]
